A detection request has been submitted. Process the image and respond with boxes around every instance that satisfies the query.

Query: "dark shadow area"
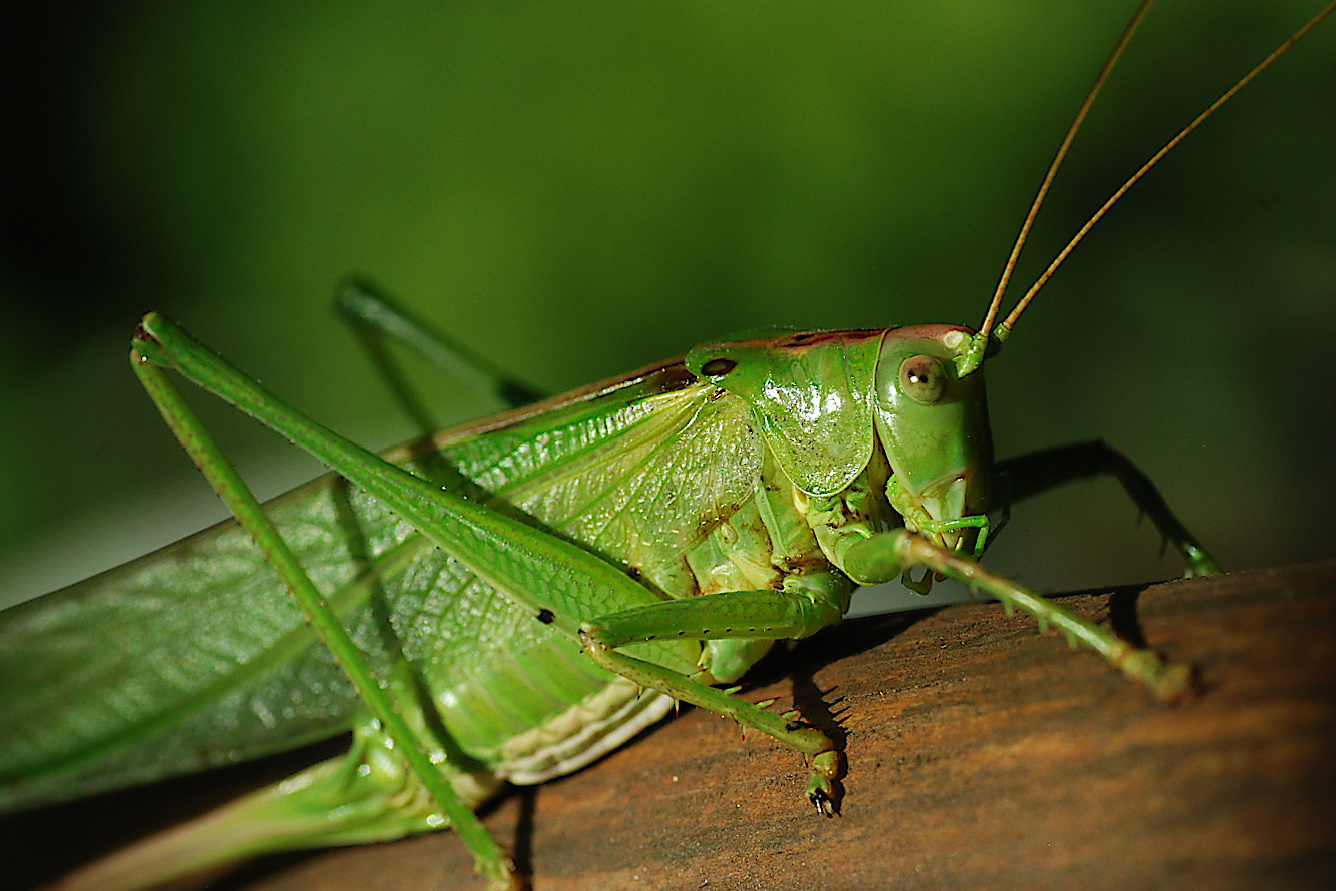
[511,785,538,886]
[215,849,324,891]
[747,607,945,690]
[1041,577,1159,650]
[1106,584,1150,649]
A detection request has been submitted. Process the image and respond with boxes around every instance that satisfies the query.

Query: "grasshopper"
[2,2,1332,889]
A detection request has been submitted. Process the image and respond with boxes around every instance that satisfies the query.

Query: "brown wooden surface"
[15,560,1336,890]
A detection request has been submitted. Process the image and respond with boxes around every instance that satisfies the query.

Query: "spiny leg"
[844,530,1191,702]
[130,321,518,890]
[997,440,1221,575]
[578,575,853,815]
[581,643,843,815]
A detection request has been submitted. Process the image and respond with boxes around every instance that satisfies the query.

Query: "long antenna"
[999,0,1336,335]
[956,0,1336,376]
[976,0,1156,346]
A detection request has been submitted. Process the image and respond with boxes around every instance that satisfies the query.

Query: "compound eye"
[699,358,737,378]
[899,354,947,404]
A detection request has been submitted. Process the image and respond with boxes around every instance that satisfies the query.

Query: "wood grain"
[15,560,1336,890]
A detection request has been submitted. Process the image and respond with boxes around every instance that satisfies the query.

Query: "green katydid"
[2,2,1333,889]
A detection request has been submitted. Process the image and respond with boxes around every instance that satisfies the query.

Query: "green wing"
[447,364,764,585]
[0,360,763,811]
[0,476,412,810]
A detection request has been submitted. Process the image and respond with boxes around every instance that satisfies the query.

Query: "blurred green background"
[1,0,1333,611]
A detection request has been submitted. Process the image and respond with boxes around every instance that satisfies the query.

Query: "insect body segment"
[688,324,995,563]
